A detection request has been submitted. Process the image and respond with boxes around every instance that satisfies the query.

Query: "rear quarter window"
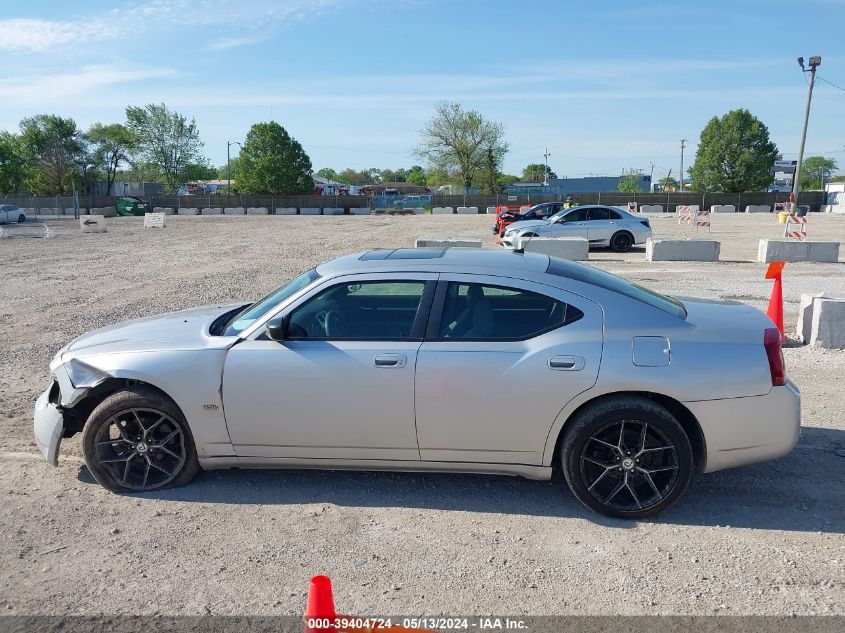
[546,259,686,319]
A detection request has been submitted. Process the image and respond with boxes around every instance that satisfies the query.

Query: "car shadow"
[76,426,845,533]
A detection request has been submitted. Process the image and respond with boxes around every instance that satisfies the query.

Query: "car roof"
[316,247,551,276]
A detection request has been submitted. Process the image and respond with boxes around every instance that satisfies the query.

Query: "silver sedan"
[34,248,800,518]
[500,205,653,251]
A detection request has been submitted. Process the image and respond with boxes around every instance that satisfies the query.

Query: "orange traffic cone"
[305,575,337,632]
[765,261,786,335]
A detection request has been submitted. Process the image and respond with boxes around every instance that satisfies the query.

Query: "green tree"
[236,121,313,194]
[315,167,338,181]
[689,109,778,192]
[497,173,520,188]
[415,101,508,190]
[0,132,29,195]
[618,169,645,193]
[522,163,556,182]
[217,156,240,182]
[657,175,679,191]
[125,103,203,192]
[19,114,83,195]
[482,147,501,194]
[799,156,837,190]
[406,165,426,186]
[87,123,136,195]
[182,159,218,182]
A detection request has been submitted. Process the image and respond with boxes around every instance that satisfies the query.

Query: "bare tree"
[415,101,507,190]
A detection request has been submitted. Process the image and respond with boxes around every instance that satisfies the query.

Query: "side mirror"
[266,315,289,341]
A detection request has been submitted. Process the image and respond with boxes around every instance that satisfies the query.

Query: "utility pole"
[792,56,821,205]
[543,148,551,186]
[649,162,655,192]
[679,140,687,192]
[227,140,241,194]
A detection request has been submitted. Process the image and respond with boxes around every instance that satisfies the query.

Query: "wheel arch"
[61,377,183,438]
[547,390,707,474]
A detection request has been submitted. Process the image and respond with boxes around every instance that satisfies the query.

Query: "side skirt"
[198,456,552,481]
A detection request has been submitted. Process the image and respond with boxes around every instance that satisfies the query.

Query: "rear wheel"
[610,231,634,252]
[18,213,26,223]
[560,396,693,518]
[81,387,200,493]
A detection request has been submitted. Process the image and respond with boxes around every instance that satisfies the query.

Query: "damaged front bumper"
[34,386,63,466]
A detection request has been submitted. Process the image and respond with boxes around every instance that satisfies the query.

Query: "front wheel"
[560,396,693,519]
[610,231,634,252]
[81,387,200,493]
[18,214,26,223]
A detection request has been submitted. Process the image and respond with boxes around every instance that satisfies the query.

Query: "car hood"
[505,219,548,232]
[63,303,242,358]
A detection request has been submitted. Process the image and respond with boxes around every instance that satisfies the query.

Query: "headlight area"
[64,359,110,390]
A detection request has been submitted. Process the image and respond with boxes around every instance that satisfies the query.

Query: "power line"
[817,75,845,93]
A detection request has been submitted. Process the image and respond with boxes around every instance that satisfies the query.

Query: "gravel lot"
[1,212,843,617]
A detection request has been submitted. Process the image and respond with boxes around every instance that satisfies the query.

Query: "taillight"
[764,327,786,386]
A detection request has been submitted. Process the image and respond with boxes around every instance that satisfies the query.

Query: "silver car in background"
[500,205,652,251]
[34,248,799,518]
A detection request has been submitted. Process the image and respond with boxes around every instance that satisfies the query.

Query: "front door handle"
[548,355,585,371]
[374,353,407,368]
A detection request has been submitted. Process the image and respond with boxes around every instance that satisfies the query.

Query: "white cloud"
[205,36,265,52]
[0,64,179,104]
[0,0,342,53]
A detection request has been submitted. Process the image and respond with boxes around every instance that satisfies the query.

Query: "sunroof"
[386,248,447,259]
[359,249,395,260]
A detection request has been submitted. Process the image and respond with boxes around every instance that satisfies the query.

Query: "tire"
[560,396,693,519]
[610,231,634,252]
[18,214,26,223]
[81,387,200,493]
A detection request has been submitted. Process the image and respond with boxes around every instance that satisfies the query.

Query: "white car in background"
[501,205,652,252]
[0,204,27,224]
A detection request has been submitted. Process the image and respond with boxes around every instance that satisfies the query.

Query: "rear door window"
[435,282,583,340]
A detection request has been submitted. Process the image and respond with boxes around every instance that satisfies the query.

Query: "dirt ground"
[0,212,843,617]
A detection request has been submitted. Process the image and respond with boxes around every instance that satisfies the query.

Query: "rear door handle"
[374,353,407,368]
[548,355,585,371]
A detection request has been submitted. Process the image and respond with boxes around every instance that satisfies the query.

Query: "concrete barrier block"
[350,207,371,215]
[647,238,720,262]
[143,212,166,228]
[745,205,771,213]
[322,207,344,215]
[63,208,78,215]
[457,206,479,214]
[797,292,828,343]
[517,237,589,260]
[300,207,321,215]
[415,237,482,248]
[432,207,454,214]
[80,215,106,233]
[275,207,297,215]
[201,207,222,215]
[224,207,245,215]
[178,207,199,215]
[246,207,268,215]
[710,204,736,214]
[810,297,845,349]
[486,206,499,214]
[41,208,61,216]
[153,207,174,215]
[757,239,840,263]
[639,204,663,214]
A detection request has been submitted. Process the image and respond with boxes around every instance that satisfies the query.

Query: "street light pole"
[792,56,821,205]
[227,140,241,194]
[543,148,551,186]
[679,139,687,192]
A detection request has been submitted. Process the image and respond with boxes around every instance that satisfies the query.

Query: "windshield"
[222,268,320,336]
